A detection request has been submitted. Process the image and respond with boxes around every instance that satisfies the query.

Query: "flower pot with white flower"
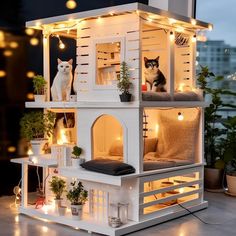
[71,146,85,168]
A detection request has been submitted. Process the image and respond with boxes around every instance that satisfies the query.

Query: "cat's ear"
[68,59,73,65]
[144,57,148,63]
[155,56,160,61]
[57,58,62,64]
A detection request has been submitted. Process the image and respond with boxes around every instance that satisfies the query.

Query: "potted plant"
[222,116,236,195]
[49,176,66,215]
[66,181,88,220]
[32,75,47,102]
[197,66,236,190]
[20,111,55,155]
[117,61,132,102]
[71,145,85,168]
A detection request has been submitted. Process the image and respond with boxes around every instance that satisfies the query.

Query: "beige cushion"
[157,109,200,161]
[109,140,123,156]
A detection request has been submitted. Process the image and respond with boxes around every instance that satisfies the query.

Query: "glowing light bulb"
[192,35,197,43]
[25,28,35,36]
[97,16,102,23]
[8,146,16,153]
[3,50,13,57]
[27,149,33,156]
[59,40,65,49]
[208,24,213,31]
[147,18,153,22]
[27,93,34,100]
[9,41,19,48]
[176,27,184,33]
[169,18,177,24]
[169,31,175,41]
[109,11,115,16]
[30,38,39,46]
[35,22,41,27]
[155,124,159,136]
[178,112,184,121]
[0,70,6,77]
[26,71,35,78]
[191,19,196,25]
[66,0,77,9]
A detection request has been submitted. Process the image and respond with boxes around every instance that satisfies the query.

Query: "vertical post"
[168,31,175,99]
[21,163,28,207]
[43,30,50,101]
[191,34,197,88]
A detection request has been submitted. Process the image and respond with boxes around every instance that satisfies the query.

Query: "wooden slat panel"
[126,49,139,59]
[77,28,92,37]
[126,31,140,41]
[127,40,140,50]
[77,47,90,55]
[76,55,90,64]
[76,65,89,72]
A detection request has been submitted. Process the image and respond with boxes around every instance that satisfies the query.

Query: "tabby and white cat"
[144,56,166,92]
[51,59,73,101]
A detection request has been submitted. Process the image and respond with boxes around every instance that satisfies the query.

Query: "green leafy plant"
[66,181,88,205]
[197,66,236,168]
[49,176,66,200]
[32,75,47,95]
[20,111,56,141]
[117,61,132,94]
[72,146,82,159]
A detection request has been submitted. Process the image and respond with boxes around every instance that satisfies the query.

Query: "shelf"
[25,100,208,109]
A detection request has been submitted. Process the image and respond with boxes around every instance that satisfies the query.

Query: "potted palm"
[66,181,88,220]
[71,146,85,168]
[32,75,47,102]
[49,176,66,215]
[20,111,55,155]
[197,66,236,190]
[222,116,236,195]
[117,61,132,102]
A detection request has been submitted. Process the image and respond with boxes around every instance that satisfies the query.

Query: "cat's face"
[144,56,160,73]
[57,58,73,74]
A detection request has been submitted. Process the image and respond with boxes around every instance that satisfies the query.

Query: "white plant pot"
[71,204,83,220]
[226,175,236,194]
[30,139,47,155]
[54,199,62,213]
[34,94,46,102]
[71,158,85,168]
[58,206,67,216]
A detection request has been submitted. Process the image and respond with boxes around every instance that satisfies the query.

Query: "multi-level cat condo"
[12,2,212,236]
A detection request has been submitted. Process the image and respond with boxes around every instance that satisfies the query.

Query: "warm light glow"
[42,226,48,233]
[3,50,13,57]
[169,31,175,41]
[75,227,79,230]
[191,35,197,43]
[176,27,184,33]
[35,22,41,27]
[191,19,196,25]
[42,204,49,214]
[169,18,177,24]
[10,41,19,48]
[14,216,19,223]
[27,149,33,156]
[31,156,38,164]
[97,16,102,23]
[147,18,153,22]
[0,70,6,77]
[25,28,35,36]
[30,38,39,46]
[179,188,185,194]
[59,40,65,49]
[197,34,207,42]
[109,11,115,16]
[136,10,140,15]
[58,23,66,28]
[208,24,213,31]
[27,93,34,100]
[26,71,35,78]
[178,83,185,92]
[178,112,184,121]
[57,129,69,145]
[155,124,159,136]
[8,146,16,153]
[66,0,77,9]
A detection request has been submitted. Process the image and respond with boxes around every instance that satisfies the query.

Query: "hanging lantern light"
[66,0,77,9]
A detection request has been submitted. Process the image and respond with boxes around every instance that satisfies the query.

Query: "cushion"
[143,138,158,155]
[157,109,200,161]
[174,91,202,101]
[80,159,135,176]
[142,92,171,101]
[109,140,123,156]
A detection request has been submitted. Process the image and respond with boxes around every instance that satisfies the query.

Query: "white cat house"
[12,3,212,236]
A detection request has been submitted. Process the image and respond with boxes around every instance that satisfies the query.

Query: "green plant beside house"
[32,75,47,95]
[49,176,66,200]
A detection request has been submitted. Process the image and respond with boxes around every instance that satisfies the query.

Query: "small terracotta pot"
[227,175,236,194]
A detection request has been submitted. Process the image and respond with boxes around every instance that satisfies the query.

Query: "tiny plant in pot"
[49,176,66,215]
[71,146,85,168]
[66,181,88,220]
[20,111,55,155]
[117,61,132,102]
[32,75,47,102]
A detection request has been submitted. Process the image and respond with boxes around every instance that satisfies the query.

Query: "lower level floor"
[1,192,235,236]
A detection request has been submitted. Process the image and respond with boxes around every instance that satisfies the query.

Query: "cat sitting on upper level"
[51,59,73,101]
[144,56,166,92]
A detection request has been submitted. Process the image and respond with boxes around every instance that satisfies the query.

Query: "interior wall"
[93,115,123,156]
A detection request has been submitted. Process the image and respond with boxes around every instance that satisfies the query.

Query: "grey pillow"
[80,159,135,176]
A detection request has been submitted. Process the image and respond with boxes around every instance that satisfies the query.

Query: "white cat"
[51,59,73,101]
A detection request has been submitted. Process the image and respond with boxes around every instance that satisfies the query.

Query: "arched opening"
[92,115,124,162]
